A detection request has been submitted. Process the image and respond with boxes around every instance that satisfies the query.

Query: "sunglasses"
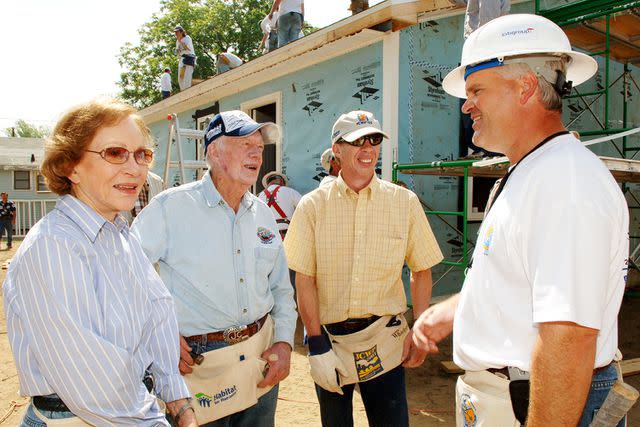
[85,147,154,166]
[339,134,384,147]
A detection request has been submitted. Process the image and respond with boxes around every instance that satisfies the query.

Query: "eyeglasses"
[85,147,154,166]
[338,134,384,147]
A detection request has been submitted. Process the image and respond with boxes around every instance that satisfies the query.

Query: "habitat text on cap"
[203,110,280,154]
[262,171,288,188]
[331,111,389,144]
[442,13,598,98]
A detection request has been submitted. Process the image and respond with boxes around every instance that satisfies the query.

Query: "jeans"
[170,339,278,427]
[315,364,409,427]
[268,30,278,52]
[0,219,13,247]
[162,90,170,99]
[277,12,303,48]
[21,401,75,427]
[578,363,626,427]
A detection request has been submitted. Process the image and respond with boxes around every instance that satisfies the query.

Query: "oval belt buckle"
[223,325,248,344]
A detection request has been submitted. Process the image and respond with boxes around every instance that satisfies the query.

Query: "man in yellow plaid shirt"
[284,110,443,427]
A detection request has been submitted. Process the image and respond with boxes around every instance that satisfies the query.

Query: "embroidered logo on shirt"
[195,392,212,407]
[353,345,384,381]
[482,225,494,255]
[461,394,477,427]
[257,226,276,244]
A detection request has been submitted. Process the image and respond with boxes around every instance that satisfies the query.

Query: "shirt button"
[355,277,359,282]
[114,251,120,256]
[243,308,248,313]
[240,278,244,283]
[236,249,241,254]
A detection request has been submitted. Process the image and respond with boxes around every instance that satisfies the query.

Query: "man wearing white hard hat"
[412,14,628,427]
[132,110,296,426]
[319,147,341,187]
[285,110,443,426]
[258,171,302,240]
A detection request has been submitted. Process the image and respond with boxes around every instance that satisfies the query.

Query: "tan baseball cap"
[331,110,389,144]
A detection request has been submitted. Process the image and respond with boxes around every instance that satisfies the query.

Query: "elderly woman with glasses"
[3,98,197,427]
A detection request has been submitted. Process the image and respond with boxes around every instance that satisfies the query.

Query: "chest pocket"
[254,246,280,285]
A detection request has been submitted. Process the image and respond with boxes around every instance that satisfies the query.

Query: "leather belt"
[487,362,612,380]
[186,314,268,345]
[325,315,381,335]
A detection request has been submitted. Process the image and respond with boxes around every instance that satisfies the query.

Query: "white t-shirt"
[176,35,194,56]
[261,12,279,34]
[278,0,303,15]
[160,73,171,92]
[257,184,302,232]
[219,52,243,68]
[453,134,629,372]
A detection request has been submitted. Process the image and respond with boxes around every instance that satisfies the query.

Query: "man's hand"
[401,330,428,368]
[258,341,292,387]
[412,294,459,353]
[179,336,194,375]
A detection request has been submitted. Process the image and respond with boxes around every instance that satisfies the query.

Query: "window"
[13,171,31,190]
[36,173,51,192]
[467,177,499,221]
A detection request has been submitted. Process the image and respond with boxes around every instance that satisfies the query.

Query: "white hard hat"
[262,171,288,188]
[442,14,598,98]
[321,148,334,172]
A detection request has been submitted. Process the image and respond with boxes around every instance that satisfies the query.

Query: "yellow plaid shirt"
[284,175,443,324]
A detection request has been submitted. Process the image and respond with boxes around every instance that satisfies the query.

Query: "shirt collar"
[56,195,128,243]
[203,172,255,210]
[335,172,379,200]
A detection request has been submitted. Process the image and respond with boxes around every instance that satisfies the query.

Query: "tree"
[4,120,50,138]
[117,0,275,108]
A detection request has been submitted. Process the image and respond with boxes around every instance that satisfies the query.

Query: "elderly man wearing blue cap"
[131,110,297,427]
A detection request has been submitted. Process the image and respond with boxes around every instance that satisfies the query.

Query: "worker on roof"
[412,14,629,426]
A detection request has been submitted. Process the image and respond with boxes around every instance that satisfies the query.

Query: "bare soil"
[0,240,638,426]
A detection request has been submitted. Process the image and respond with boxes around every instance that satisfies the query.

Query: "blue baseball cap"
[203,110,279,154]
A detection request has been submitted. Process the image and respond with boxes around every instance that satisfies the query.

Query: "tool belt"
[186,314,268,345]
[325,314,408,385]
[184,315,275,424]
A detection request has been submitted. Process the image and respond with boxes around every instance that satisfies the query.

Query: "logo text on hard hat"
[501,27,535,37]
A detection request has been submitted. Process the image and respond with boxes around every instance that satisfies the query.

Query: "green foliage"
[117,0,275,108]
[5,120,50,138]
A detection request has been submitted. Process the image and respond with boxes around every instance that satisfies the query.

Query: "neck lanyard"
[484,131,569,214]
[467,131,569,271]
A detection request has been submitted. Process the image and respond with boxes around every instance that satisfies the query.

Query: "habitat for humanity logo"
[502,27,535,37]
[213,385,238,405]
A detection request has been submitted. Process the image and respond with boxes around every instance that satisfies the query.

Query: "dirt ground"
[0,240,638,426]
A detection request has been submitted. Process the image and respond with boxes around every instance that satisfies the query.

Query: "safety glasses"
[339,134,384,147]
[85,147,154,166]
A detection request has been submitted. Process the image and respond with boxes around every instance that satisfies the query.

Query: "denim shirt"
[131,173,297,348]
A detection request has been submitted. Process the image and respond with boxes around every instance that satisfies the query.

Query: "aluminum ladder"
[163,113,208,189]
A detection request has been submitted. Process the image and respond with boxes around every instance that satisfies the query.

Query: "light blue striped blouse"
[3,195,190,426]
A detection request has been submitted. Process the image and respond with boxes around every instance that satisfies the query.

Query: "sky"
[0,0,383,136]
